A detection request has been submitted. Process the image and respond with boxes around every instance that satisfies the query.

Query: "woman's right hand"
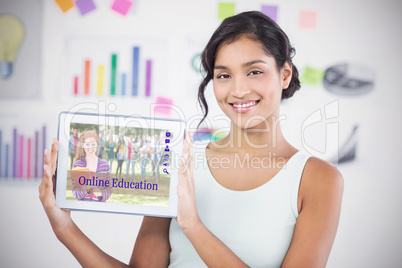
[39,138,72,239]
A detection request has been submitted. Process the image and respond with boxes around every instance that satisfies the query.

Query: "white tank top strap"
[288,151,312,218]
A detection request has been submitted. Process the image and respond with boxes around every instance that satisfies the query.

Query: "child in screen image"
[98,131,105,159]
[151,133,163,183]
[72,130,112,202]
[39,11,343,267]
[124,134,137,179]
[105,133,115,172]
[115,135,125,177]
[139,134,151,180]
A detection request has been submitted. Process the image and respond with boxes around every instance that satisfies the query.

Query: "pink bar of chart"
[34,131,38,178]
[145,60,152,96]
[19,135,23,178]
[27,138,31,179]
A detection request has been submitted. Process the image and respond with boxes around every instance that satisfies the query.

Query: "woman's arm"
[40,139,128,267]
[281,157,344,268]
[129,216,172,267]
[40,139,170,267]
[176,132,249,267]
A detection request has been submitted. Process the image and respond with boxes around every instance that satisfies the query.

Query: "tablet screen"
[56,112,184,217]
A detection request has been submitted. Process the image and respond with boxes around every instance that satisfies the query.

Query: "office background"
[0,0,401,266]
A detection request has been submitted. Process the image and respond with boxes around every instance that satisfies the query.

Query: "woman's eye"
[216,74,231,79]
[248,70,262,76]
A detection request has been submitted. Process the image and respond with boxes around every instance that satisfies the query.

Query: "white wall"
[1,0,402,267]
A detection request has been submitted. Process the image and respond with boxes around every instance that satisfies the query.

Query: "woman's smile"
[229,99,260,114]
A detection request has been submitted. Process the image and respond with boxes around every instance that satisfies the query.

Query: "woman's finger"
[41,149,53,187]
[50,138,59,176]
[40,164,54,207]
[44,148,51,167]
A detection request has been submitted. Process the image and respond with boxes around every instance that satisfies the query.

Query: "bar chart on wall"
[0,126,46,179]
[64,37,169,99]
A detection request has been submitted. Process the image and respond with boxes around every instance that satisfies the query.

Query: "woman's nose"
[231,76,251,98]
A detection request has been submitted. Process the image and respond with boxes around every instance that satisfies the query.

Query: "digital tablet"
[56,111,185,217]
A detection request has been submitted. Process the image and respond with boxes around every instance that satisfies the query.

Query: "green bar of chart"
[110,54,117,96]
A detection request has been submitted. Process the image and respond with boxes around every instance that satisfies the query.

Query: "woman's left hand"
[176,130,201,235]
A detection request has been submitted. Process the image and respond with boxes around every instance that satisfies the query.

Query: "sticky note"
[111,0,133,16]
[154,96,174,116]
[55,0,75,13]
[300,66,325,86]
[299,10,317,29]
[261,5,278,22]
[75,0,96,15]
[218,2,235,20]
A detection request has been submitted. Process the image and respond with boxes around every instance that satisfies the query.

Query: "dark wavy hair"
[197,11,301,127]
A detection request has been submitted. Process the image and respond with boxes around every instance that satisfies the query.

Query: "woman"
[72,130,112,202]
[39,11,343,267]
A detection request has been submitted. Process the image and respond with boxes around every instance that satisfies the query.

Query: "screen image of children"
[72,130,112,202]
[40,11,343,267]
[101,130,168,184]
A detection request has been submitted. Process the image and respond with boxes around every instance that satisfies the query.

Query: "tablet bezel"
[55,111,185,218]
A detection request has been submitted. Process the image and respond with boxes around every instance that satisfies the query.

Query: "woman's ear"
[281,62,292,89]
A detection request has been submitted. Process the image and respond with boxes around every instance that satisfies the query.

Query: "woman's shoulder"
[300,156,344,200]
[97,158,110,169]
[73,158,86,167]
[98,158,109,164]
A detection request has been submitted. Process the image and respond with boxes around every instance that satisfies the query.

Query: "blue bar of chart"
[132,46,139,96]
[121,73,127,96]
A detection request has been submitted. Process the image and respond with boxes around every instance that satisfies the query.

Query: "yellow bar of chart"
[97,64,105,96]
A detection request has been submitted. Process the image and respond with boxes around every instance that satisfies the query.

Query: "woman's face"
[213,36,292,130]
[83,137,97,156]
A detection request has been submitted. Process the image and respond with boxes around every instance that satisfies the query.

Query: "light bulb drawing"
[0,14,25,79]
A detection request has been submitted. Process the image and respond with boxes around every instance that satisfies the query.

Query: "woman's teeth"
[232,101,257,108]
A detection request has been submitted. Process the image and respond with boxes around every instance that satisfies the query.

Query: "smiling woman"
[168,11,343,267]
[72,130,112,202]
[38,11,343,268]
